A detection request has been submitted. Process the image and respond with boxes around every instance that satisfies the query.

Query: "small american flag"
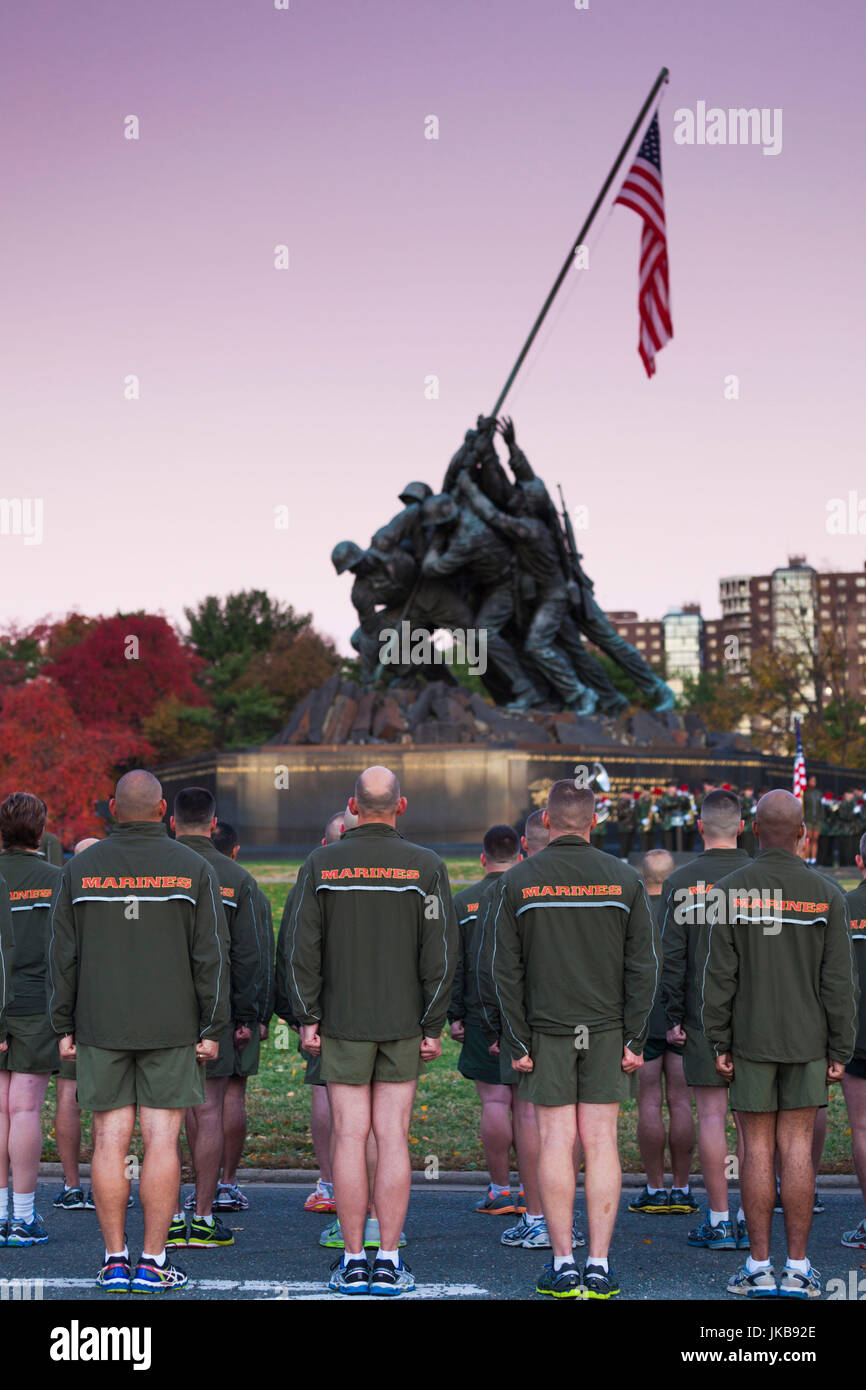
[793,719,807,798]
[614,112,672,377]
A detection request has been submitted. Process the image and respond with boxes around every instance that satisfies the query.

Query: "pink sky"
[2,0,864,652]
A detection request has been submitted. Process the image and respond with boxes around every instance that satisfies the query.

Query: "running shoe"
[369,1257,415,1296]
[687,1214,737,1250]
[83,1188,132,1210]
[361,1217,406,1249]
[0,1218,8,1246]
[186,1214,234,1247]
[736,1218,750,1250]
[669,1187,700,1214]
[515,1187,526,1214]
[773,1186,783,1214]
[475,1185,518,1215]
[628,1186,669,1213]
[582,1262,620,1299]
[535,1260,582,1298]
[166,1217,188,1249]
[319,1218,344,1248]
[813,1190,824,1214]
[727,1263,777,1297]
[841,1217,866,1249]
[130,1256,189,1293]
[96,1256,131,1292]
[328,1256,370,1295]
[304,1180,335,1213]
[53,1185,87,1210]
[572,1220,586,1248]
[7,1213,49,1246]
[501,1213,535,1246]
[779,1264,821,1299]
[183,1188,197,1211]
[214,1183,249,1212]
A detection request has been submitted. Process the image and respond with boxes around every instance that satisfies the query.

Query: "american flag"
[793,719,807,798]
[614,112,672,377]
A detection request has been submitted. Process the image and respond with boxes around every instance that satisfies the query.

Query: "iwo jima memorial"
[157,70,863,849]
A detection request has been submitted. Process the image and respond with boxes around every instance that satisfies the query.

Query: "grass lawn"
[38,860,861,1176]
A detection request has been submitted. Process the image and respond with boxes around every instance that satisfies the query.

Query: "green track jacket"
[0,850,61,1015]
[448,873,501,1028]
[846,879,866,1061]
[660,847,752,1032]
[177,835,261,1026]
[284,822,457,1041]
[700,848,859,1064]
[485,834,660,1060]
[0,873,13,1044]
[48,821,230,1050]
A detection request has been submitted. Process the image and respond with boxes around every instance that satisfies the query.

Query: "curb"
[36,1162,862,1192]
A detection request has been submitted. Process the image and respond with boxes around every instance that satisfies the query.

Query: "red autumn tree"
[45,614,205,732]
[0,679,154,846]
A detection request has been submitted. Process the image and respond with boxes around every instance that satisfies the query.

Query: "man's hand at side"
[715,1051,734,1080]
[420,1036,442,1062]
[300,1024,321,1055]
[59,1034,76,1061]
[196,1038,219,1064]
[622,1045,643,1074]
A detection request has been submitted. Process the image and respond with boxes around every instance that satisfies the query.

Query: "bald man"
[489,779,659,1299]
[48,770,230,1293]
[286,765,457,1296]
[628,849,697,1218]
[701,789,859,1299]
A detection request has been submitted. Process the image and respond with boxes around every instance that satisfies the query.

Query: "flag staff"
[489,65,669,417]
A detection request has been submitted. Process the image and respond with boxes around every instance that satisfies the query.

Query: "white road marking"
[34,1276,489,1300]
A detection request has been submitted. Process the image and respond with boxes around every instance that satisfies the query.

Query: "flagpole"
[489,65,670,418]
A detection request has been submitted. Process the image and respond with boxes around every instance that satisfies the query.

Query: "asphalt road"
[4,1180,866,1302]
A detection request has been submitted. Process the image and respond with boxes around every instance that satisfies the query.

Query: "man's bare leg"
[328,1082,372,1254]
[91,1105,136,1255]
[777,1107,817,1261]
[0,1074,10,1189]
[221,1076,247,1186]
[512,1096,542,1214]
[370,1079,416,1250]
[811,1105,827,1182]
[475,1082,513,1188]
[191,1076,229,1218]
[578,1101,621,1260]
[55,1077,83,1190]
[366,1129,378,1221]
[664,1052,696,1189]
[739,1111,777,1262]
[7,1073,51,1195]
[841,1073,866,1199]
[139,1106,186,1256]
[535,1104,577,1258]
[694,1087,731,1213]
[636,1056,666,1188]
[311,1085,333,1184]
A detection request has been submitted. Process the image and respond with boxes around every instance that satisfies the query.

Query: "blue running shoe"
[7,1213,49,1246]
[130,1256,189,1293]
[727,1263,777,1297]
[96,1256,131,1292]
[687,1214,736,1250]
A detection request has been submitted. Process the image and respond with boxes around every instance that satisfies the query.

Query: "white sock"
[12,1191,35,1223]
[553,1255,574,1271]
[490,1182,510,1196]
[646,1185,665,1195]
[173,1212,184,1222]
[709,1209,729,1226]
[526,1212,544,1223]
[342,1249,365,1264]
[737,1207,745,1223]
[106,1246,129,1262]
[746,1255,771,1272]
[677,1184,690,1194]
[0,1188,7,1220]
[786,1256,810,1275]
[376,1247,399,1264]
[588,1255,609,1271]
[142,1249,166,1266]
[195,1213,214,1225]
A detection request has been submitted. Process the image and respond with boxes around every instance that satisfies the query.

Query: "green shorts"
[57,1055,77,1082]
[457,1023,507,1087]
[76,1041,206,1112]
[0,1013,59,1074]
[730,1056,829,1113]
[683,1030,726,1088]
[518,1028,627,1107]
[298,1034,324,1087]
[644,1035,684,1063]
[320,1034,422,1086]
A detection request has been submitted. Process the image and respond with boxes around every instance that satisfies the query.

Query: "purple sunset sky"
[2,0,864,652]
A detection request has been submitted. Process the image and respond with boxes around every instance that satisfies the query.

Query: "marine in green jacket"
[486,778,659,1300]
[0,871,14,1049]
[700,789,859,1299]
[47,770,230,1295]
[841,844,866,1248]
[285,766,458,1297]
